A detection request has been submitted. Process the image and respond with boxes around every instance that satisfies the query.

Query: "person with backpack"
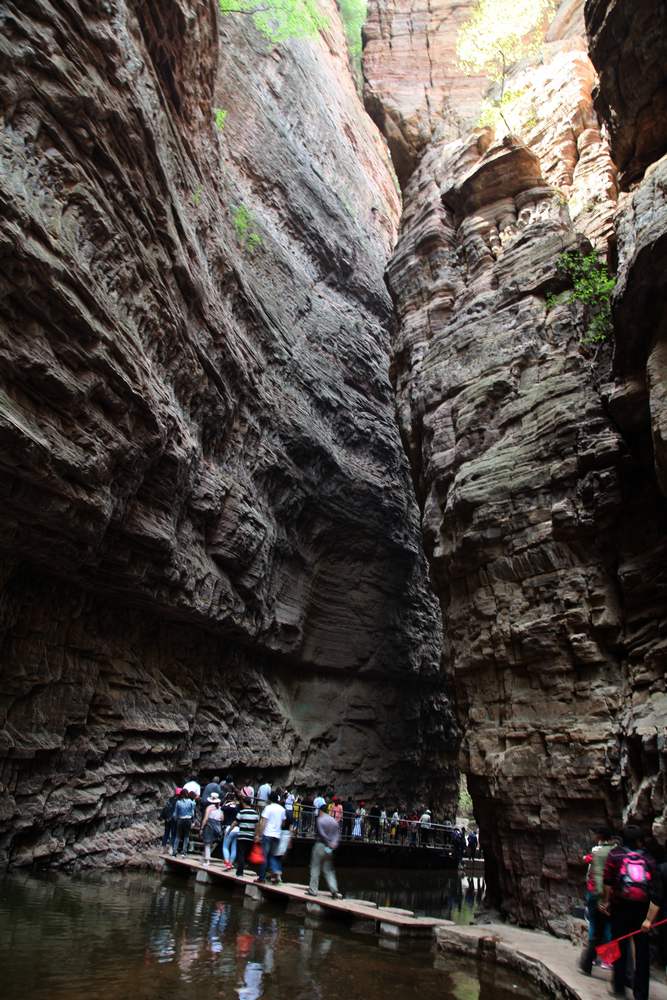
[201,776,222,809]
[578,826,617,976]
[601,825,662,999]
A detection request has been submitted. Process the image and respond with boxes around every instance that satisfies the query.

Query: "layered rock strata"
[363,0,487,185]
[375,0,665,925]
[387,130,628,926]
[585,0,667,845]
[0,0,453,866]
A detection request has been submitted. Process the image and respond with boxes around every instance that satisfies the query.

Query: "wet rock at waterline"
[0,0,455,867]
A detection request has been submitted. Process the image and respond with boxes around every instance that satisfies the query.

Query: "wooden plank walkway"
[160,854,450,939]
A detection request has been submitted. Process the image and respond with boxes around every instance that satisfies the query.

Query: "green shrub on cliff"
[548,250,616,345]
[232,203,263,253]
[218,0,328,43]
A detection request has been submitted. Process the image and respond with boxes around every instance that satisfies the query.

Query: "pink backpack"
[618,850,651,902]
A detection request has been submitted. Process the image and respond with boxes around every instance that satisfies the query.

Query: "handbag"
[248,842,265,865]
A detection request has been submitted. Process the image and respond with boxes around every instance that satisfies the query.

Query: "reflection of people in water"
[237,961,263,1000]
[208,902,229,954]
[234,914,281,1000]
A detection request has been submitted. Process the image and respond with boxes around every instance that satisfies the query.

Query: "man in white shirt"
[256,779,272,809]
[313,792,326,811]
[255,792,286,883]
[420,809,432,846]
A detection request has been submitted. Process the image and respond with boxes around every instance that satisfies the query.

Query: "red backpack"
[618,850,651,902]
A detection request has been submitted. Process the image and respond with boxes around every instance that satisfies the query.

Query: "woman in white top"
[201,793,224,865]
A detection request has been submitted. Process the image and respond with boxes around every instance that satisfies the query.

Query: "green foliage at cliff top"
[218,0,328,43]
[337,0,366,60]
[457,0,556,80]
[336,0,366,89]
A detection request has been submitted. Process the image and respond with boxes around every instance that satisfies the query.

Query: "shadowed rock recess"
[0,0,457,867]
[367,0,667,928]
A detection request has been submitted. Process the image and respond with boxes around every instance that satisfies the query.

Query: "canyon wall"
[0,0,454,867]
[369,0,666,927]
[586,0,667,847]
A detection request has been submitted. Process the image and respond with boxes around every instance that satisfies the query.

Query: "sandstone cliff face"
[585,0,667,847]
[0,0,452,866]
[387,130,626,927]
[373,0,666,926]
[363,0,487,186]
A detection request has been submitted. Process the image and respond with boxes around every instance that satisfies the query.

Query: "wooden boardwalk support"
[161,854,452,941]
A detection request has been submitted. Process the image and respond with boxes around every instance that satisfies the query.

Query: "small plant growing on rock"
[548,250,616,345]
[214,107,228,131]
[476,86,528,134]
[232,203,263,253]
[192,186,203,208]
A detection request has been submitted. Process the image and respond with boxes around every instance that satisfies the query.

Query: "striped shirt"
[236,806,260,841]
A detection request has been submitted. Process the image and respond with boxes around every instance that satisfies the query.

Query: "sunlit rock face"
[371,0,666,926]
[0,0,454,867]
[362,0,488,186]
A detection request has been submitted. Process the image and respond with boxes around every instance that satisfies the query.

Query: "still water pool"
[0,869,542,1000]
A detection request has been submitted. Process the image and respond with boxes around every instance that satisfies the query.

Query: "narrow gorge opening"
[1,0,666,995]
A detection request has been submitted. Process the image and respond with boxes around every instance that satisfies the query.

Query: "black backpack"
[159,797,174,821]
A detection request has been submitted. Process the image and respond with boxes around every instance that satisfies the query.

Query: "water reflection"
[288,866,486,922]
[0,871,538,1000]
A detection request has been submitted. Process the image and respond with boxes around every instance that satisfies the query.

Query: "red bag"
[248,843,265,865]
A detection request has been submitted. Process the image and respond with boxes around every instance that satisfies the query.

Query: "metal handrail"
[286,806,469,852]
[172,798,481,858]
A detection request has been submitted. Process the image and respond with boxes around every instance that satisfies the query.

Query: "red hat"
[175,787,182,795]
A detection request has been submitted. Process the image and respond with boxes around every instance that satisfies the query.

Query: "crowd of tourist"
[160,776,667,995]
[160,775,480,864]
